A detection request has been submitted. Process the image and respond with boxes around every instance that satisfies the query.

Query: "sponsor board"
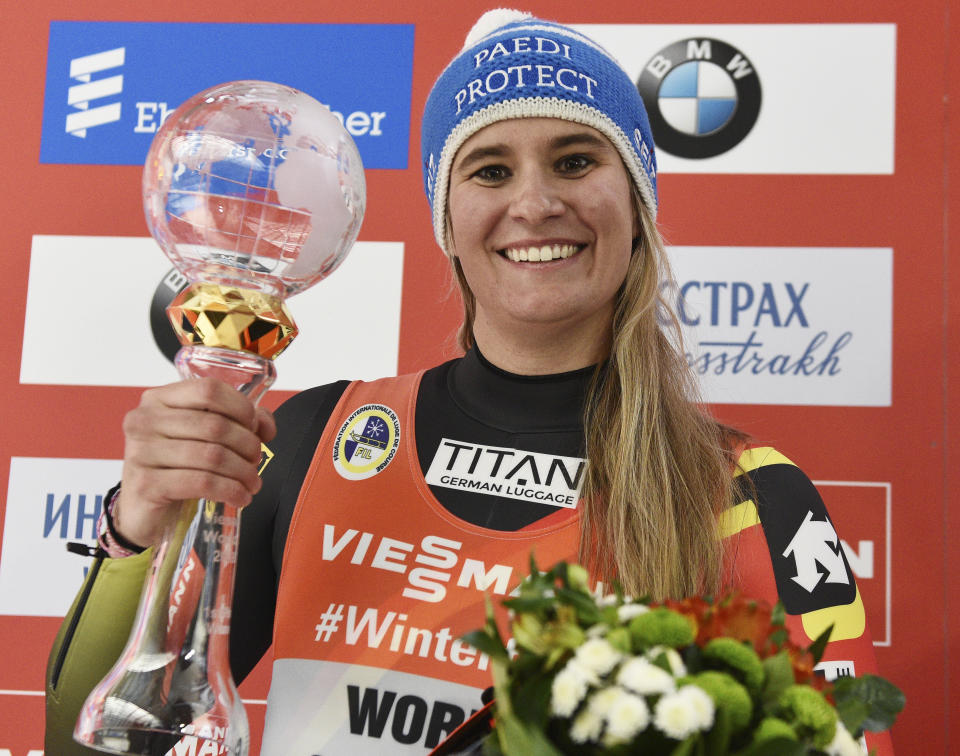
[0,457,122,617]
[20,236,404,390]
[665,246,892,406]
[814,480,891,647]
[41,22,414,169]
[575,24,895,173]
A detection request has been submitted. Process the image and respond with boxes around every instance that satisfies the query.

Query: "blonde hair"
[448,199,743,600]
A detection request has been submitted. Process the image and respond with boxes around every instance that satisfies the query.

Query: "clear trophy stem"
[74,345,276,755]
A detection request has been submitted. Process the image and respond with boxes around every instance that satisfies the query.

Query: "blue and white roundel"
[637,38,761,159]
[657,60,738,136]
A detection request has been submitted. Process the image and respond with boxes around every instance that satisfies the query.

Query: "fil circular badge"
[332,404,401,480]
[637,38,762,159]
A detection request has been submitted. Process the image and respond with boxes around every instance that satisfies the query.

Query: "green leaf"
[760,652,795,715]
[482,732,505,756]
[494,709,565,756]
[806,624,833,665]
[504,596,559,613]
[648,648,674,675]
[545,620,586,651]
[682,644,703,675]
[835,696,869,736]
[735,736,807,756]
[771,601,786,627]
[461,629,509,662]
[831,674,905,733]
[703,703,731,754]
[668,735,700,756]
[529,551,542,577]
[512,614,548,654]
[767,629,788,647]
[484,596,507,641]
[544,646,569,671]
[555,587,601,622]
[511,669,554,726]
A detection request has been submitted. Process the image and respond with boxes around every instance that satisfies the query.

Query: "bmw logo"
[637,38,762,159]
[150,268,189,363]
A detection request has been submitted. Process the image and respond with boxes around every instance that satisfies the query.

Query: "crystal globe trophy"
[74,81,365,755]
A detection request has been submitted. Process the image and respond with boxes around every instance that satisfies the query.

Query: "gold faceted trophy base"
[167,282,298,360]
[74,284,295,756]
[166,281,295,403]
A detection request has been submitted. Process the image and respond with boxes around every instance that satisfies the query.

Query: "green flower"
[754,716,798,743]
[629,608,696,649]
[687,671,753,732]
[779,685,838,748]
[702,637,765,694]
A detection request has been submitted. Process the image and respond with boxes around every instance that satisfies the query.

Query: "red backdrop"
[0,1,956,753]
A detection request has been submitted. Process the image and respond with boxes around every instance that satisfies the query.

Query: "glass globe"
[143,80,365,297]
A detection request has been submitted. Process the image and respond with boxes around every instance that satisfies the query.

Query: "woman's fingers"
[254,406,277,444]
[116,378,269,547]
[125,406,264,465]
[125,435,264,496]
[140,377,259,430]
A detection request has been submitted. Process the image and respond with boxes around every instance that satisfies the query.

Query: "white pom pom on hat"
[462,8,532,50]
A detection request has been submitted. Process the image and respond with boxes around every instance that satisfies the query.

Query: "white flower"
[617,603,650,622]
[645,645,688,677]
[586,622,611,639]
[550,660,597,717]
[617,656,676,696]
[654,685,715,739]
[595,590,637,607]
[677,685,715,730]
[587,686,623,717]
[596,593,620,608]
[825,723,867,756]
[570,708,603,743]
[603,690,651,744]
[574,637,623,676]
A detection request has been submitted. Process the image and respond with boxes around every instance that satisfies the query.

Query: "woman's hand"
[115,378,277,548]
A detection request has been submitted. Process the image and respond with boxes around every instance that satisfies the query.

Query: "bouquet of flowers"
[463,558,903,756]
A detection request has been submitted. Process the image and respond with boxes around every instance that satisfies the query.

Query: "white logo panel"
[667,246,892,406]
[20,235,404,390]
[576,24,895,174]
[426,439,585,509]
[0,457,122,617]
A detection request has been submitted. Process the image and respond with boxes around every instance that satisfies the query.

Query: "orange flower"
[661,594,779,654]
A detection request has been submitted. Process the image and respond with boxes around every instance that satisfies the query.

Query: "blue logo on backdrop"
[41,22,414,168]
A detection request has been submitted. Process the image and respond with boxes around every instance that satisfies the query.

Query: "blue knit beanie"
[421,9,658,255]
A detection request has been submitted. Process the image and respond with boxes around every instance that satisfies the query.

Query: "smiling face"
[447,118,638,363]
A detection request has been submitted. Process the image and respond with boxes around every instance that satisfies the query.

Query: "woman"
[47,10,887,755]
